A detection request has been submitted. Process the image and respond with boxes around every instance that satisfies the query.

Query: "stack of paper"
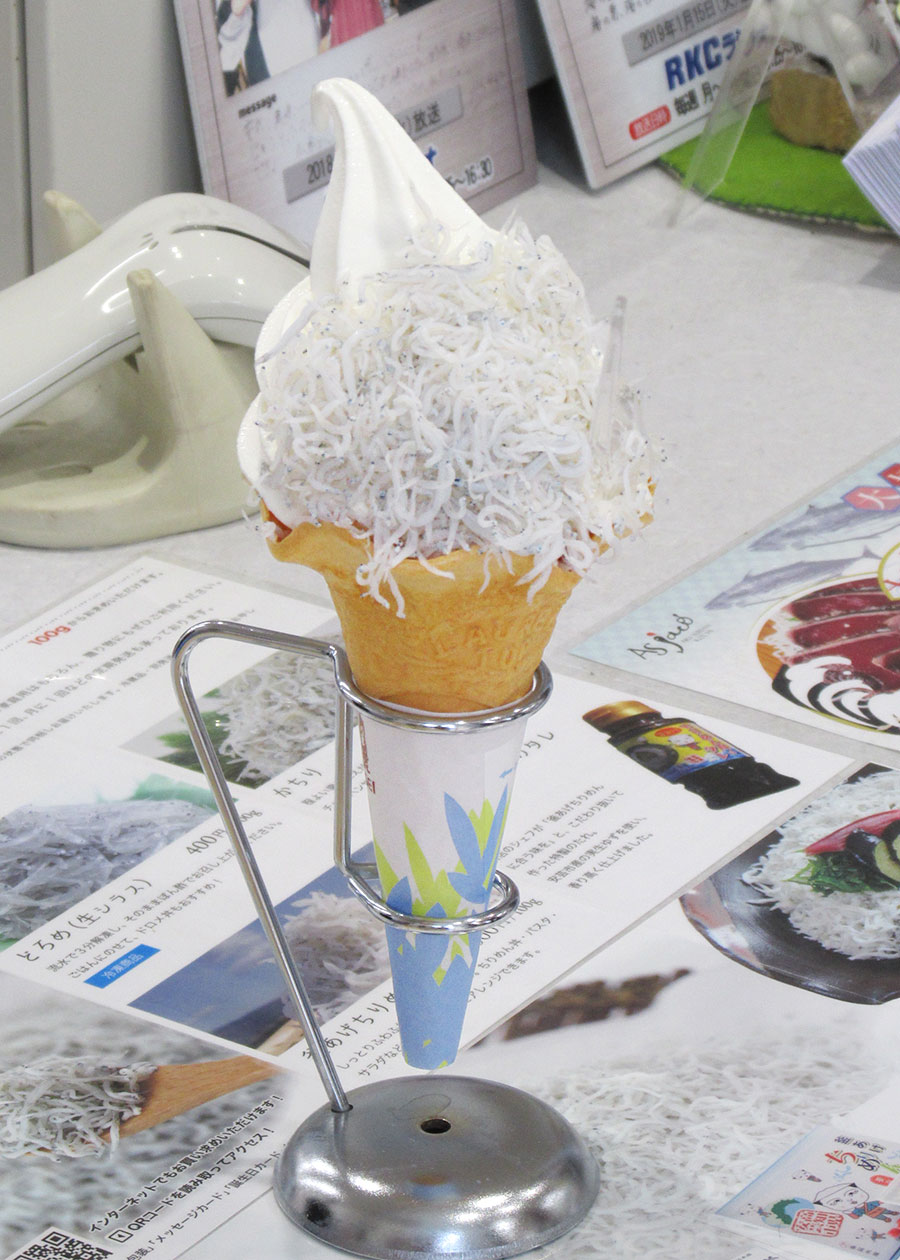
[844,90,900,234]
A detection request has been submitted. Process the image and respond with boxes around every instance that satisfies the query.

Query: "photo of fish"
[757,576,900,735]
[704,551,879,611]
[126,649,336,788]
[0,775,217,943]
[0,975,283,1255]
[750,501,900,552]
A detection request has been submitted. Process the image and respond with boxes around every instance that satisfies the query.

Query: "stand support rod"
[171,619,350,1113]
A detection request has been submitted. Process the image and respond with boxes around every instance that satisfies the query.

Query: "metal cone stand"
[172,620,599,1260]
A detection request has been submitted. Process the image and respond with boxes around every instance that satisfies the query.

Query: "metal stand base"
[274,1074,599,1260]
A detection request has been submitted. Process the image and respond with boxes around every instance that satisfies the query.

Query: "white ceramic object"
[0,191,308,431]
[0,191,308,547]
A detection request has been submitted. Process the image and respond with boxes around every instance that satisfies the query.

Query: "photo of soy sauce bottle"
[583,701,799,810]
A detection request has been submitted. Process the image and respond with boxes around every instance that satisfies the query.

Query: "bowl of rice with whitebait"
[680,767,900,1003]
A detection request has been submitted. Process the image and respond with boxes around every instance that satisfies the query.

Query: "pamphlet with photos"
[573,441,900,752]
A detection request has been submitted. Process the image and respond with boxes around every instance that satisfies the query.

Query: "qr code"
[6,1229,114,1260]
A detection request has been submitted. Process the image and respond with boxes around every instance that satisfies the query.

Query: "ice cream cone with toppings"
[239,78,654,1066]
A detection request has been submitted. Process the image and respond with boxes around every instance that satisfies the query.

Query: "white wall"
[0,2,30,287]
[25,0,202,271]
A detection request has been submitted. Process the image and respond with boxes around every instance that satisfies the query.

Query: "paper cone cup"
[358,708,529,1069]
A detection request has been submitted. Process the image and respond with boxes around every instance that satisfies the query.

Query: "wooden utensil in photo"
[110,1054,279,1140]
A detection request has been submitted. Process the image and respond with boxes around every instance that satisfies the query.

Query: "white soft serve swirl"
[237,77,496,515]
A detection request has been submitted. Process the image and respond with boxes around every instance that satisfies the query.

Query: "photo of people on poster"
[215,0,438,95]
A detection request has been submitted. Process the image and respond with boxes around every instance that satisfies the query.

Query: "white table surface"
[4,158,900,1260]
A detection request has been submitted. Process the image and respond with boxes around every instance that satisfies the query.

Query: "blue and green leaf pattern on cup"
[374,786,510,1068]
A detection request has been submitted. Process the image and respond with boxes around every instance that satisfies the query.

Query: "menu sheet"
[0,557,851,1260]
[174,0,536,250]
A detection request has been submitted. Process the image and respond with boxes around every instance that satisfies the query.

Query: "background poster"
[535,0,751,188]
[175,0,537,249]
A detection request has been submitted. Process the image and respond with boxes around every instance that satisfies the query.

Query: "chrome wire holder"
[171,618,598,1260]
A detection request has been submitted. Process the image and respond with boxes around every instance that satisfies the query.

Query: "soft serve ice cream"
[239,78,653,712]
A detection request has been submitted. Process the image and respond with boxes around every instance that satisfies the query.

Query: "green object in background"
[660,99,889,230]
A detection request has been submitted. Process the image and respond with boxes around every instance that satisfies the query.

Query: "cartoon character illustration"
[810,1183,900,1226]
[814,1183,869,1212]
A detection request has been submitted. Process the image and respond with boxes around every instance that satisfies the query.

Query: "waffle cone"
[264,515,580,711]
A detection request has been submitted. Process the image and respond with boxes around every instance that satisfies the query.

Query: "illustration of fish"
[705,555,877,610]
[751,502,900,551]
